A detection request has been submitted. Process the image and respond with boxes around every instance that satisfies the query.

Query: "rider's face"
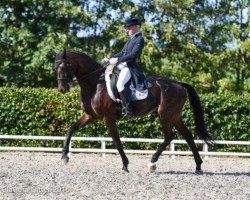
[126,25,139,36]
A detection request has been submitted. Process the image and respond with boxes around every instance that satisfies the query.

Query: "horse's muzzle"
[58,86,69,94]
[59,88,66,94]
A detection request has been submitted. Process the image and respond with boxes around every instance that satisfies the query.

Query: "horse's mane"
[66,49,87,56]
[66,49,102,68]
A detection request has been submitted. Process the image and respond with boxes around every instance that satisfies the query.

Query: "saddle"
[104,63,150,102]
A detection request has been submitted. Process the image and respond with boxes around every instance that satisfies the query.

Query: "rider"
[108,18,145,119]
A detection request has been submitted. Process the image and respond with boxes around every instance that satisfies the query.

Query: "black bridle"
[55,58,106,84]
[55,59,73,82]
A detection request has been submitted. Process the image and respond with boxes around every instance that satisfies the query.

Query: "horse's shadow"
[156,171,250,176]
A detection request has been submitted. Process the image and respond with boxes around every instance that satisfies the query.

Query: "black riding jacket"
[112,32,144,69]
[112,32,147,91]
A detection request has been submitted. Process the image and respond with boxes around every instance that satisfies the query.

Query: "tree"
[0,0,249,93]
[144,0,249,92]
[0,0,84,87]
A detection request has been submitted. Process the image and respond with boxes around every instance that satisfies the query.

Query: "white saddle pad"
[105,64,148,102]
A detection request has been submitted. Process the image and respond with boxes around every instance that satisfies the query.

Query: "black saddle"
[109,67,152,101]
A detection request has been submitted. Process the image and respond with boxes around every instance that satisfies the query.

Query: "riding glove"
[101,57,110,63]
[109,58,118,65]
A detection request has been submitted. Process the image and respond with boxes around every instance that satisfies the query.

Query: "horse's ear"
[51,50,57,58]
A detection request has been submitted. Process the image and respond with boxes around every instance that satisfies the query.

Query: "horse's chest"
[81,101,94,113]
[90,91,105,115]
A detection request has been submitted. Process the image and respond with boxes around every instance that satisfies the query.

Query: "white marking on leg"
[148,162,157,173]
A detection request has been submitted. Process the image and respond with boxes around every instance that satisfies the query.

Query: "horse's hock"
[0,152,249,200]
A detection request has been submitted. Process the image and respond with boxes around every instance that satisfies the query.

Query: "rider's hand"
[101,57,109,63]
[109,58,118,65]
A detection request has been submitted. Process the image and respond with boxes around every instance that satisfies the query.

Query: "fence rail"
[0,135,250,158]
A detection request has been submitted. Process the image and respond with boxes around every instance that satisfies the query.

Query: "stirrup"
[121,107,133,119]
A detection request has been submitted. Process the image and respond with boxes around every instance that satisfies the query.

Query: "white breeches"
[116,63,131,92]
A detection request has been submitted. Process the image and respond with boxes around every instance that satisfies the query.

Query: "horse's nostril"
[59,88,65,93]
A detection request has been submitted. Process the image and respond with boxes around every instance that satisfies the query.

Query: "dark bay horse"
[54,49,212,173]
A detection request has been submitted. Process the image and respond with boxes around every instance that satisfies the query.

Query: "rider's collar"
[129,31,141,39]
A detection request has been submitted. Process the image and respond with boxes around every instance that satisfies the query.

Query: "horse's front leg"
[104,117,129,172]
[62,114,94,164]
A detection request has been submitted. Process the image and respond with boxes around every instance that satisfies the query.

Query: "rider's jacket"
[112,32,146,91]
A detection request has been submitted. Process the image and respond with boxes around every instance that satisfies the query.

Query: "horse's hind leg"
[174,119,203,174]
[62,114,94,164]
[149,114,174,173]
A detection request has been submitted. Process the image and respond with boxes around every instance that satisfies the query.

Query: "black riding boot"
[119,89,133,119]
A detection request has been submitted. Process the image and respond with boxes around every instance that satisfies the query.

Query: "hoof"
[195,169,203,174]
[148,162,157,173]
[61,154,69,165]
[122,166,129,173]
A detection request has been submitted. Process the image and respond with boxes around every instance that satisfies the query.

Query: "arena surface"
[0,152,249,200]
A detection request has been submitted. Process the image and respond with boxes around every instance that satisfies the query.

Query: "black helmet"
[124,18,141,27]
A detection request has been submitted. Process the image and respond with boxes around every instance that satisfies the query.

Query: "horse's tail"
[181,82,213,145]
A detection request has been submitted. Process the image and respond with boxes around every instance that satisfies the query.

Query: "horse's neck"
[76,60,100,99]
[76,55,103,85]
[79,82,100,116]
[67,51,100,75]
[75,63,94,77]
[68,51,102,100]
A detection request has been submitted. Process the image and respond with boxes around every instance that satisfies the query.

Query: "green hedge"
[0,87,249,152]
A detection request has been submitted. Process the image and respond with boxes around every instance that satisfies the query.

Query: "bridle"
[55,59,73,83]
[55,58,106,84]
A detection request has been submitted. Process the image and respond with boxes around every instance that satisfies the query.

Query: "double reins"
[77,67,106,82]
[55,58,106,83]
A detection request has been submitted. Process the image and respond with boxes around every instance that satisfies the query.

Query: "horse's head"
[54,49,73,93]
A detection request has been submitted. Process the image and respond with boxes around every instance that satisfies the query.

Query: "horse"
[54,49,212,173]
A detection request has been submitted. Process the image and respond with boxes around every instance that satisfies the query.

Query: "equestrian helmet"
[124,18,141,27]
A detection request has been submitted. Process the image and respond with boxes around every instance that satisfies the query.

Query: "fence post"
[170,142,175,159]
[101,140,106,157]
[202,143,208,160]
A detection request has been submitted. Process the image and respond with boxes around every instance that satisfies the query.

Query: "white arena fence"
[0,135,249,159]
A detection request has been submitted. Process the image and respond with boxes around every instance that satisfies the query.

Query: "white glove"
[101,57,110,63]
[109,57,118,65]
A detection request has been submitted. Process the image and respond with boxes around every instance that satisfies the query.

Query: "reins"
[77,67,106,82]
[55,52,107,84]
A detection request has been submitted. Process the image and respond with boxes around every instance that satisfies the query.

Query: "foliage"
[0,0,249,93]
[0,0,84,87]
[0,87,249,152]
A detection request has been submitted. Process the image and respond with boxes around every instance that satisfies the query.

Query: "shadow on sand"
[156,171,250,176]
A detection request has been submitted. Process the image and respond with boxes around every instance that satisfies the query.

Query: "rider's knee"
[116,82,125,92]
[117,62,127,70]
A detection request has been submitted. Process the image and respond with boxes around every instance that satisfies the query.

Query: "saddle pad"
[130,88,148,101]
[105,65,149,102]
